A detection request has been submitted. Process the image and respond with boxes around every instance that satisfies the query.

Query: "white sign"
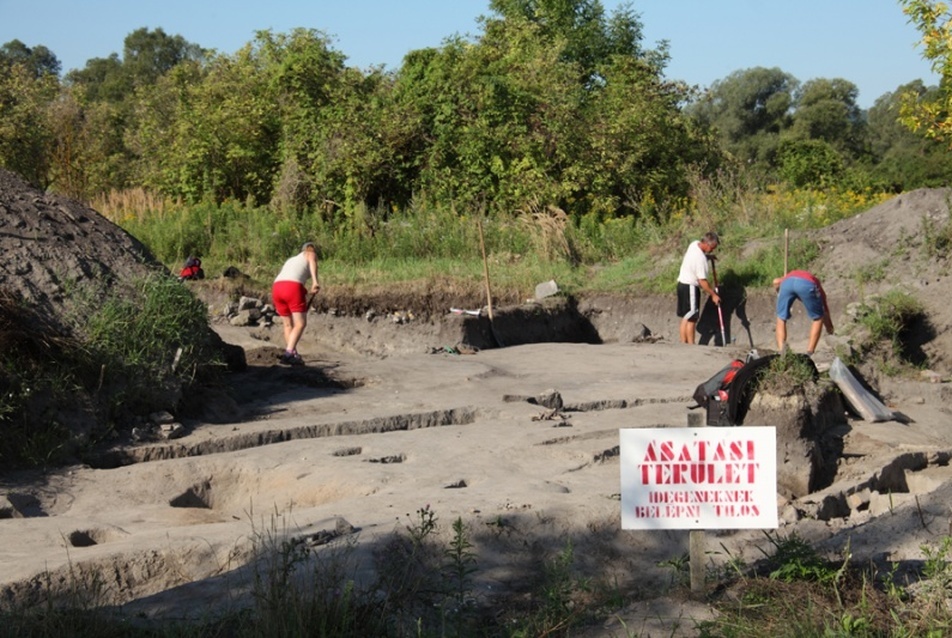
[619,427,778,530]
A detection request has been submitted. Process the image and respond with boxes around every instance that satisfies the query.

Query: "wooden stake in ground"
[477,218,494,321]
[784,228,789,275]
[687,410,706,597]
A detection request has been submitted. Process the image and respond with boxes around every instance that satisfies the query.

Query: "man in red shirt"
[773,270,834,355]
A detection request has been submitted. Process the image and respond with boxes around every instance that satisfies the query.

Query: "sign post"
[619,424,778,595]
[687,412,705,595]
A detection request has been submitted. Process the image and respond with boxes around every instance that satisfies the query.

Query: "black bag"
[706,397,732,426]
[691,358,745,426]
[692,358,744,409]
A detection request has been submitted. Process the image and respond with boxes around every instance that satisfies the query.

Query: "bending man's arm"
[698,278,720,305]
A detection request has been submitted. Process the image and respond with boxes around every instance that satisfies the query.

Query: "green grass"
[756,351,821,396]
[82,273,224,421]
[102,184,880,298]
[855,290,925,346]
[920,198,952,260]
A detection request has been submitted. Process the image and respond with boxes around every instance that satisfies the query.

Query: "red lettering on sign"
[643,439,758,464]
[640,462,760,485]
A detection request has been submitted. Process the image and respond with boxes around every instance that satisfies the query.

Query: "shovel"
[709,257,727,347]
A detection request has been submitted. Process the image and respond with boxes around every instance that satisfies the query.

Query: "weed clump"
[81,273,223,422]
[847,289,931,375]
[0,274,223,468]
[756,352,820,396]
[0,288,91,467]
[699,532,952,637]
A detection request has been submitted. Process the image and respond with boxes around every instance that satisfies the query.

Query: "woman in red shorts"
[272,242,320,364]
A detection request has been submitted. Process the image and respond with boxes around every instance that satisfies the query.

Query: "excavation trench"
[87,407,480,469]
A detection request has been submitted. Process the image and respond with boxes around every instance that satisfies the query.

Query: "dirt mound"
[0,170,245,460]
[813,187,952,287]
[810,188,952,373]
[0,169,167,337]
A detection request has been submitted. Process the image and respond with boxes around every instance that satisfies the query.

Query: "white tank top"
[274,252,310,284]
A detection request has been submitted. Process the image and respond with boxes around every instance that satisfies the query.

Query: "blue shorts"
[776,277,824,321]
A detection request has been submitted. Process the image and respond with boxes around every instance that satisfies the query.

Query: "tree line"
[1,0,949,225]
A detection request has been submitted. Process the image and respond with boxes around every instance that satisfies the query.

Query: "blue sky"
[0,0,938,109]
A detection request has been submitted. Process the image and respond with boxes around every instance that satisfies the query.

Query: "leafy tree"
[775,138,844,188]
[122,27,206,88]
[688,67,798,168]
[392,0,716,218]
[584,54,722,217]
[899,0,952,144]
[256,28,363,215]
[489,0,615,86]
[66,28,206,104]
[604,2,653,60]
[64,54,127,103]
[54,28,209,199]
[866,81,952,190]
[788,78,865,159]
[0,63,59,187]
[45,88,87,198]
[306,67,416,222]
[0,39,61,78]
[130,51,279,204]
[426,12,587,213]
[0,41,62,188]
[389,42,472,208]
[127,60,205,199]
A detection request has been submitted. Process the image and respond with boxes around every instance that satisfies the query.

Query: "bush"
[0,274,222,468]
[852,289,929,372]
[756,352,819,396]
[82,273,223,422]
[0,289,93,468]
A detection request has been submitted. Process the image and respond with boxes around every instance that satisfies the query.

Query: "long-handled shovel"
[477,218,504,347]
[710,257,727,347]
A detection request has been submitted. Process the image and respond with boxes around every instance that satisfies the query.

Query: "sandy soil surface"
[3,317,952,636]
[3,167,952,635]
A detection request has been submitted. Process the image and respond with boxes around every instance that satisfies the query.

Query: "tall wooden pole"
[784,228,789,275]
[687,411,706,596]
[477,218,494,321]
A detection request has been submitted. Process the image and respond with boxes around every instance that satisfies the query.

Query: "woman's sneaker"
[287,352,305,366]
[278,350,304,365]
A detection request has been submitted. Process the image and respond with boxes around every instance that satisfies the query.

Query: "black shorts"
[677,282,700,320]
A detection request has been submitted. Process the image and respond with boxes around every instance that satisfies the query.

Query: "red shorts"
[272,280,307,316]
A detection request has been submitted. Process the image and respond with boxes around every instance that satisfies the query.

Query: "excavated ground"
[4,167,952,634]
[3,291,952,636]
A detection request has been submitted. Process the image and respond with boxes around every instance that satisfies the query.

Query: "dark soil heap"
[0,170,245,466]
[0,169,166,338]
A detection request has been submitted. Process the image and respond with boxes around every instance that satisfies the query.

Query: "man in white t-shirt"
[676,231,720,344]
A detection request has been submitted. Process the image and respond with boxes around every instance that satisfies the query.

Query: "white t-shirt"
[677,240,709,286]
[274,252,310,284]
